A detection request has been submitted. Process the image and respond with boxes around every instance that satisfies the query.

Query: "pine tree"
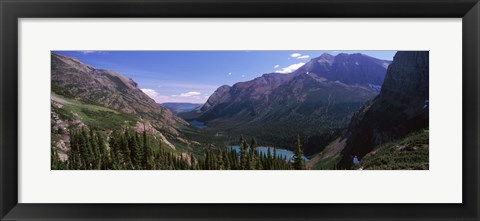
[155,138,163,169]
[230,148,239,169]
[89,129,100,169]
[273,147,277,169]
[122,130,133,169]
[96,132,109,170]
[67,130,78,169]
[223,151,230,170]
[109,131,123,170]
[79,128,93,169]
[128,132,143,169]
[292,135,306,170]
[248,138,257,170]
[239,135,248,170]
[205,151,211,170]
[142,128,151,169]
[266,147,272,169]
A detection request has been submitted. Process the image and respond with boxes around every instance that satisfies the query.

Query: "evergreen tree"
[109,131,123,169]
[79,128,93,169]
[89,129,100,169]
[142,128,153,169]
[128,132,143,169]
[273,147,277,169]
[292,135,306,170]
[122,130,133,169]
[248,138,257,170]
[239,135,248,170]
[96,132,109,170]
[266,147,272,169]
[68,129,79,169]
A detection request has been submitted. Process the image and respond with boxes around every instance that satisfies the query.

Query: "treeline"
[51,128,306,170]
[199,135,304,170]
[51,128,192,170]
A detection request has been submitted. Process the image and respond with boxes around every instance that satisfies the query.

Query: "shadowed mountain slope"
[339,51,429,168]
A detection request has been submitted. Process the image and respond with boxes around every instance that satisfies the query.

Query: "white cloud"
[290,53,310,59]
[290,53,301,58]
[141,88,171,103]
[79,51,107,54]
[241,74,245,78]
[174,91,201,97]
[297,55,310,59]
[274,64,279,69]
[228,72,232,75]
[274,62,305,74]
[141,88,159,97]
[142,89,206,103]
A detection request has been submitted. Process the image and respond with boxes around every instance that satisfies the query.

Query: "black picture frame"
[1,0,479,220]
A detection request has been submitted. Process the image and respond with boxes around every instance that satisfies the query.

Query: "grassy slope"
[354,130,429,170]
[311,154,341,170]
[307,138,345,170]
[52,93,137,130]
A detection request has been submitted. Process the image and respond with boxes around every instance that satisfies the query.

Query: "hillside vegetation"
[353,130,429,170]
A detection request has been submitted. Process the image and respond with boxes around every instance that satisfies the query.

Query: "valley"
[50,51,429,170]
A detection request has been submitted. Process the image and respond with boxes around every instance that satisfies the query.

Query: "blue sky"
[53,50,396,104]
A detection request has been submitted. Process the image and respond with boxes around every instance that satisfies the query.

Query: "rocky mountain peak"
[200,85,232,111]
[293,53,391,86]
[53,53,95,73]
[315,53,335,64]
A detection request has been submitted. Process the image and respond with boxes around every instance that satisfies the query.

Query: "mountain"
[339,51,429,168]
[185,53,390,152]
[293,53,391,86]
[51,53,186,134]
[161,103,202,114]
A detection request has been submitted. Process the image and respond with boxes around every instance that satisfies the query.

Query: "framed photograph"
[1,0,479,220]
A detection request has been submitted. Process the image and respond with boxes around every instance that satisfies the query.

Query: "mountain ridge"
[183,53,390,152]
[51,53,186,134]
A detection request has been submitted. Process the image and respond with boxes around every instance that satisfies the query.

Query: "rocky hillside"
[51,53,186,134]
[339,51,429,168]
[184,53,390,151]
[293,53,391,86]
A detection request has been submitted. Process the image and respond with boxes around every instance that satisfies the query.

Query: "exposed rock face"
[293,53,391,86]
[200,85,232,112]
[51,53,186,134]
[340,51,429,168]
[186,53,390,150]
